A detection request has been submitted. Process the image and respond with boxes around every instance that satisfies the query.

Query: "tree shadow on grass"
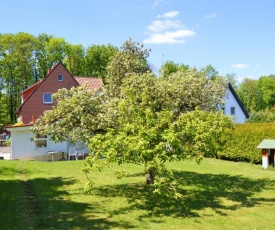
[0,176,135,230]
[92,170,275,222]
[1,167,275,229]
[0,166,31,177]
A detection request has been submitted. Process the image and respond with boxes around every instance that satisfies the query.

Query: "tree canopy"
[33,39,233,195]
[159,60,189,78]
[85,44,118,83]
[237,74,275,116]
[106,38,151,97]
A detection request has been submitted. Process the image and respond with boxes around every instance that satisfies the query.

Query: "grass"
[1,158,275,230]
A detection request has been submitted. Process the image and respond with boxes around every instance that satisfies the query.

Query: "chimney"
[47,66,54,74]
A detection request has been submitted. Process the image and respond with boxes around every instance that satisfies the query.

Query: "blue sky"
[1,0,275,81]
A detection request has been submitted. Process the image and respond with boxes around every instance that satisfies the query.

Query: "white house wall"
[7,126,68,161]
[224,88,247,124]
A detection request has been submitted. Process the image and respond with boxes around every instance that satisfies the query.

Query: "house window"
[35,134,47,149]
[43,93,53,104]
[230,107,235,115]
[226,94,229,99]
[58,74,63,81]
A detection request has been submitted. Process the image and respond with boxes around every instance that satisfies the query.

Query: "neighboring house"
[6,62,103,161]
[223,83,249,124]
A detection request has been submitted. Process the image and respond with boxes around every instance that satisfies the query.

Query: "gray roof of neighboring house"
[257,139,275,149]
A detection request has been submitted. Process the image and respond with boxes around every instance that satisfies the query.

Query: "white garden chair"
[68,146,77,160]
[68,146,85,160]
[76,149,84,160]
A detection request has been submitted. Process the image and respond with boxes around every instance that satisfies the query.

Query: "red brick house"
[6,62,103,160]
[17,61,103,124]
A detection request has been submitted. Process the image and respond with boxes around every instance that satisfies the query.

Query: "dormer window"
[43,93,53,104]
[58,74,63,81]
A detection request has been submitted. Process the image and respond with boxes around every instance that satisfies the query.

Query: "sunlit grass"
[0,158,275,229]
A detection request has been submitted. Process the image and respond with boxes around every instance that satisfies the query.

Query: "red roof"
[75,77,103,90]
[17,67,103,115]
[20,77,103,102]
[21,80,42,101]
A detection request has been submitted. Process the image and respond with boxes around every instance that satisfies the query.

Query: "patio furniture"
[47,151,62,162]
[76,149,84,160]
[68,147,77,160]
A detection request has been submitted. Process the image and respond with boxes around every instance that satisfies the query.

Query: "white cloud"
[144,11,196,44]
[148,19,183,32]
[205,13,217,19]
[231,64,250,70]
[153,0,165,8]
[144,30,196,44]
[158,11,179,18]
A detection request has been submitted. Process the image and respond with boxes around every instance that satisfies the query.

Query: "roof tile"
[74,77,103,90]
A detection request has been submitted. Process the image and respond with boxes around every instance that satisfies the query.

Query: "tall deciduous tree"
[203,64,219,80]
[87,73,233,187]
[0,95,9,127]
[159,60,189,78]
[85,44,118,83]
[224,73,238,89]
[237,78,259,113]
[35,33,54,79]
[256,75,275,110]
[63,44,85,76]
[33,72,233,191]
[107,38,151,96]
[33,40,233,194]
[36,35,67,76]
[0,32,37,122]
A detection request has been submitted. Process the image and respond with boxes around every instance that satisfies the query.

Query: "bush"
[3,138,11,146]
[246,109,275,123]
[217,123,275,164]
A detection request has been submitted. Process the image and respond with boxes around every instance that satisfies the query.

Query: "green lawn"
[1,158,275,230]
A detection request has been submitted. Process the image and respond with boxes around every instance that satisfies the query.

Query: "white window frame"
[43,93,53,104]
[58,74,63,81]
[34,134,48,149]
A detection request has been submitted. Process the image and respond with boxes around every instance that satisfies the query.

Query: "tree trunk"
[146,169,154,184]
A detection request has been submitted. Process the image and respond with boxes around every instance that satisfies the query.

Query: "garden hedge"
[216,123,275,164]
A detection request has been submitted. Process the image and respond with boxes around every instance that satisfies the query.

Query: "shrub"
[246,109,275,123]
[3,138,11,146]
[217,123,275,164]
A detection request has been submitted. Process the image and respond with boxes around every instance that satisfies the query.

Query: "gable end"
[228,83,249,118]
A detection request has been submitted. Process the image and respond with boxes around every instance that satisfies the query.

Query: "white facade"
[223,84,249,124]
[6,125,88,161]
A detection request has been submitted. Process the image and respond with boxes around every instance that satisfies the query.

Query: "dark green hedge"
[216,123,275,164]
